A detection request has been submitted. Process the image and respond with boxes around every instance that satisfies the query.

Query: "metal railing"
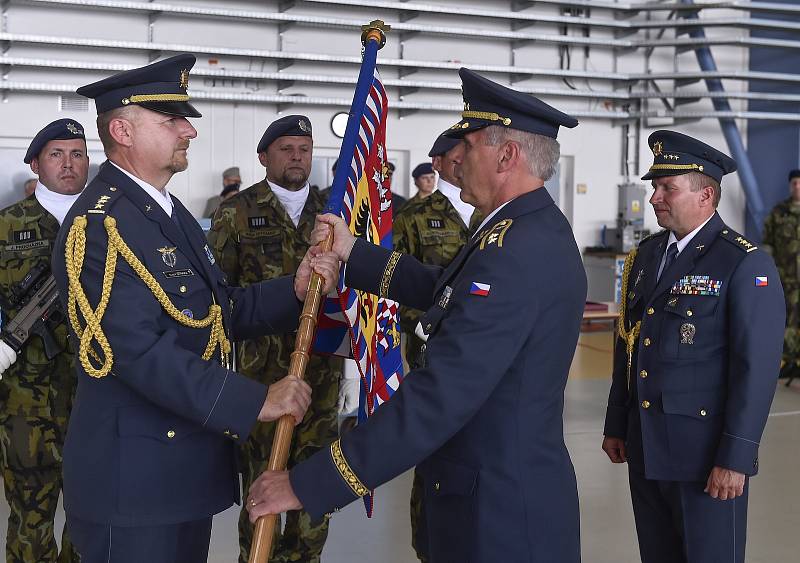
[3,54,800,105]
[20,0,800,49]
[1,1,797,123]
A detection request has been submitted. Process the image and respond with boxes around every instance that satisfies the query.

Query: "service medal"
[680,323,695,345]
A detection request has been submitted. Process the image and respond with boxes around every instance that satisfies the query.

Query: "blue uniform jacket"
[291,188,586,563]
[51,161,302,526]
[604,213,785,481]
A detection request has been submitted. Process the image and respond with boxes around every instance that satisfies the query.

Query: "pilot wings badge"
[157,246,178,268]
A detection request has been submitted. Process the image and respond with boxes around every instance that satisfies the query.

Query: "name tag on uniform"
[428,219,443,229]
[670,275,722,296]
[5,240,48,252]
[162,269,195,278]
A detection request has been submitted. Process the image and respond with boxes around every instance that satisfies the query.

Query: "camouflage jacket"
[392,189,480,368]
[208,181,343,387]
[762,198,800,286]
[0,195,75,417]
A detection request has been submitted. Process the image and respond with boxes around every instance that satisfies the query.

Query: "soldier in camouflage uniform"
[0,119,88,563]
[392,132,479,563]
[762,169,800,379]
[403,162,436,210]
[208,115,342,563]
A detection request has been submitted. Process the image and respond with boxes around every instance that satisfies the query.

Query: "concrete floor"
[3,329,800,562]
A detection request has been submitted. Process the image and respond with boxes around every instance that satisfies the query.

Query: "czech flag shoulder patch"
[470,282,491,297]
[755,276,768,287]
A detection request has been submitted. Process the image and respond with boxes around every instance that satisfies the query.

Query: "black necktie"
[659,242,678,281]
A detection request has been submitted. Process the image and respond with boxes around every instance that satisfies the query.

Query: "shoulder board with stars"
[86,185,122,217]
[718,227,758,253]
[477,219,513,250]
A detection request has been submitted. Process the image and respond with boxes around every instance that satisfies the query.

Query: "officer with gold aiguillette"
[602,130,785,563]
[49,54,339,562]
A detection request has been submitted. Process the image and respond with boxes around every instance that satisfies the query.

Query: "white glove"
[414,321,430,343]
[0,340,18,379]
[338,377,361,417]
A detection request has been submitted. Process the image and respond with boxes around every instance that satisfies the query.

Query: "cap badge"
[66,122,83,135]
[298,119,311,133]
[179,69,189,90]
[652,141,664,157]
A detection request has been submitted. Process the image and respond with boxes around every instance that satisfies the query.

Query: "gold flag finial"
[361,20,391,48]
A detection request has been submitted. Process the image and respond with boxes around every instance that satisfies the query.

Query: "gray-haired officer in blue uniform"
[602,130,785,563]
[246,68,586,563]
[49,54,339,562]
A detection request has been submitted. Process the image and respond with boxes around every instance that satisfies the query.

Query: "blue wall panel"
[747,0,800,238]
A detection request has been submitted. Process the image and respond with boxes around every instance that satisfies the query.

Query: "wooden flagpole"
[247,21,390,563]
[247,231,332,563]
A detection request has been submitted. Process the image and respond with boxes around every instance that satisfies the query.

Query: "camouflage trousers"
[410,470,429,563]
[238,385,339,563]
[0,414,78,563]
[783,284,800,369]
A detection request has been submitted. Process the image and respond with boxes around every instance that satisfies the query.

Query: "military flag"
[313,22,403,516]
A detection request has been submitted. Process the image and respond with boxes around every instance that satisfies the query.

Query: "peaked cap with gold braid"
[444,68,578,139]
[642,130,737,182]
[76,53,201,118]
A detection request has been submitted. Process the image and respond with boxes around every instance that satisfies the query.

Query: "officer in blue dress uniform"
[246,68,586,563]
[602,130,785,563]
[49,54,338,562]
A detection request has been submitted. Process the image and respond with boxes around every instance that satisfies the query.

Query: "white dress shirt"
[110,161,174,217]
[656,213,715,279]
[436,179,475,229]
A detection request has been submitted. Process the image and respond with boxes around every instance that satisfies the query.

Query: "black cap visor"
[443,119,490,139]
[139,100,202,118]
[640,168,695,181]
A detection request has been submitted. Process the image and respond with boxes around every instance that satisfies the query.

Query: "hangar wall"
[0,0,780,251]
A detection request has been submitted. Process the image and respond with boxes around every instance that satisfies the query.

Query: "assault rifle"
[0,263,64,360]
